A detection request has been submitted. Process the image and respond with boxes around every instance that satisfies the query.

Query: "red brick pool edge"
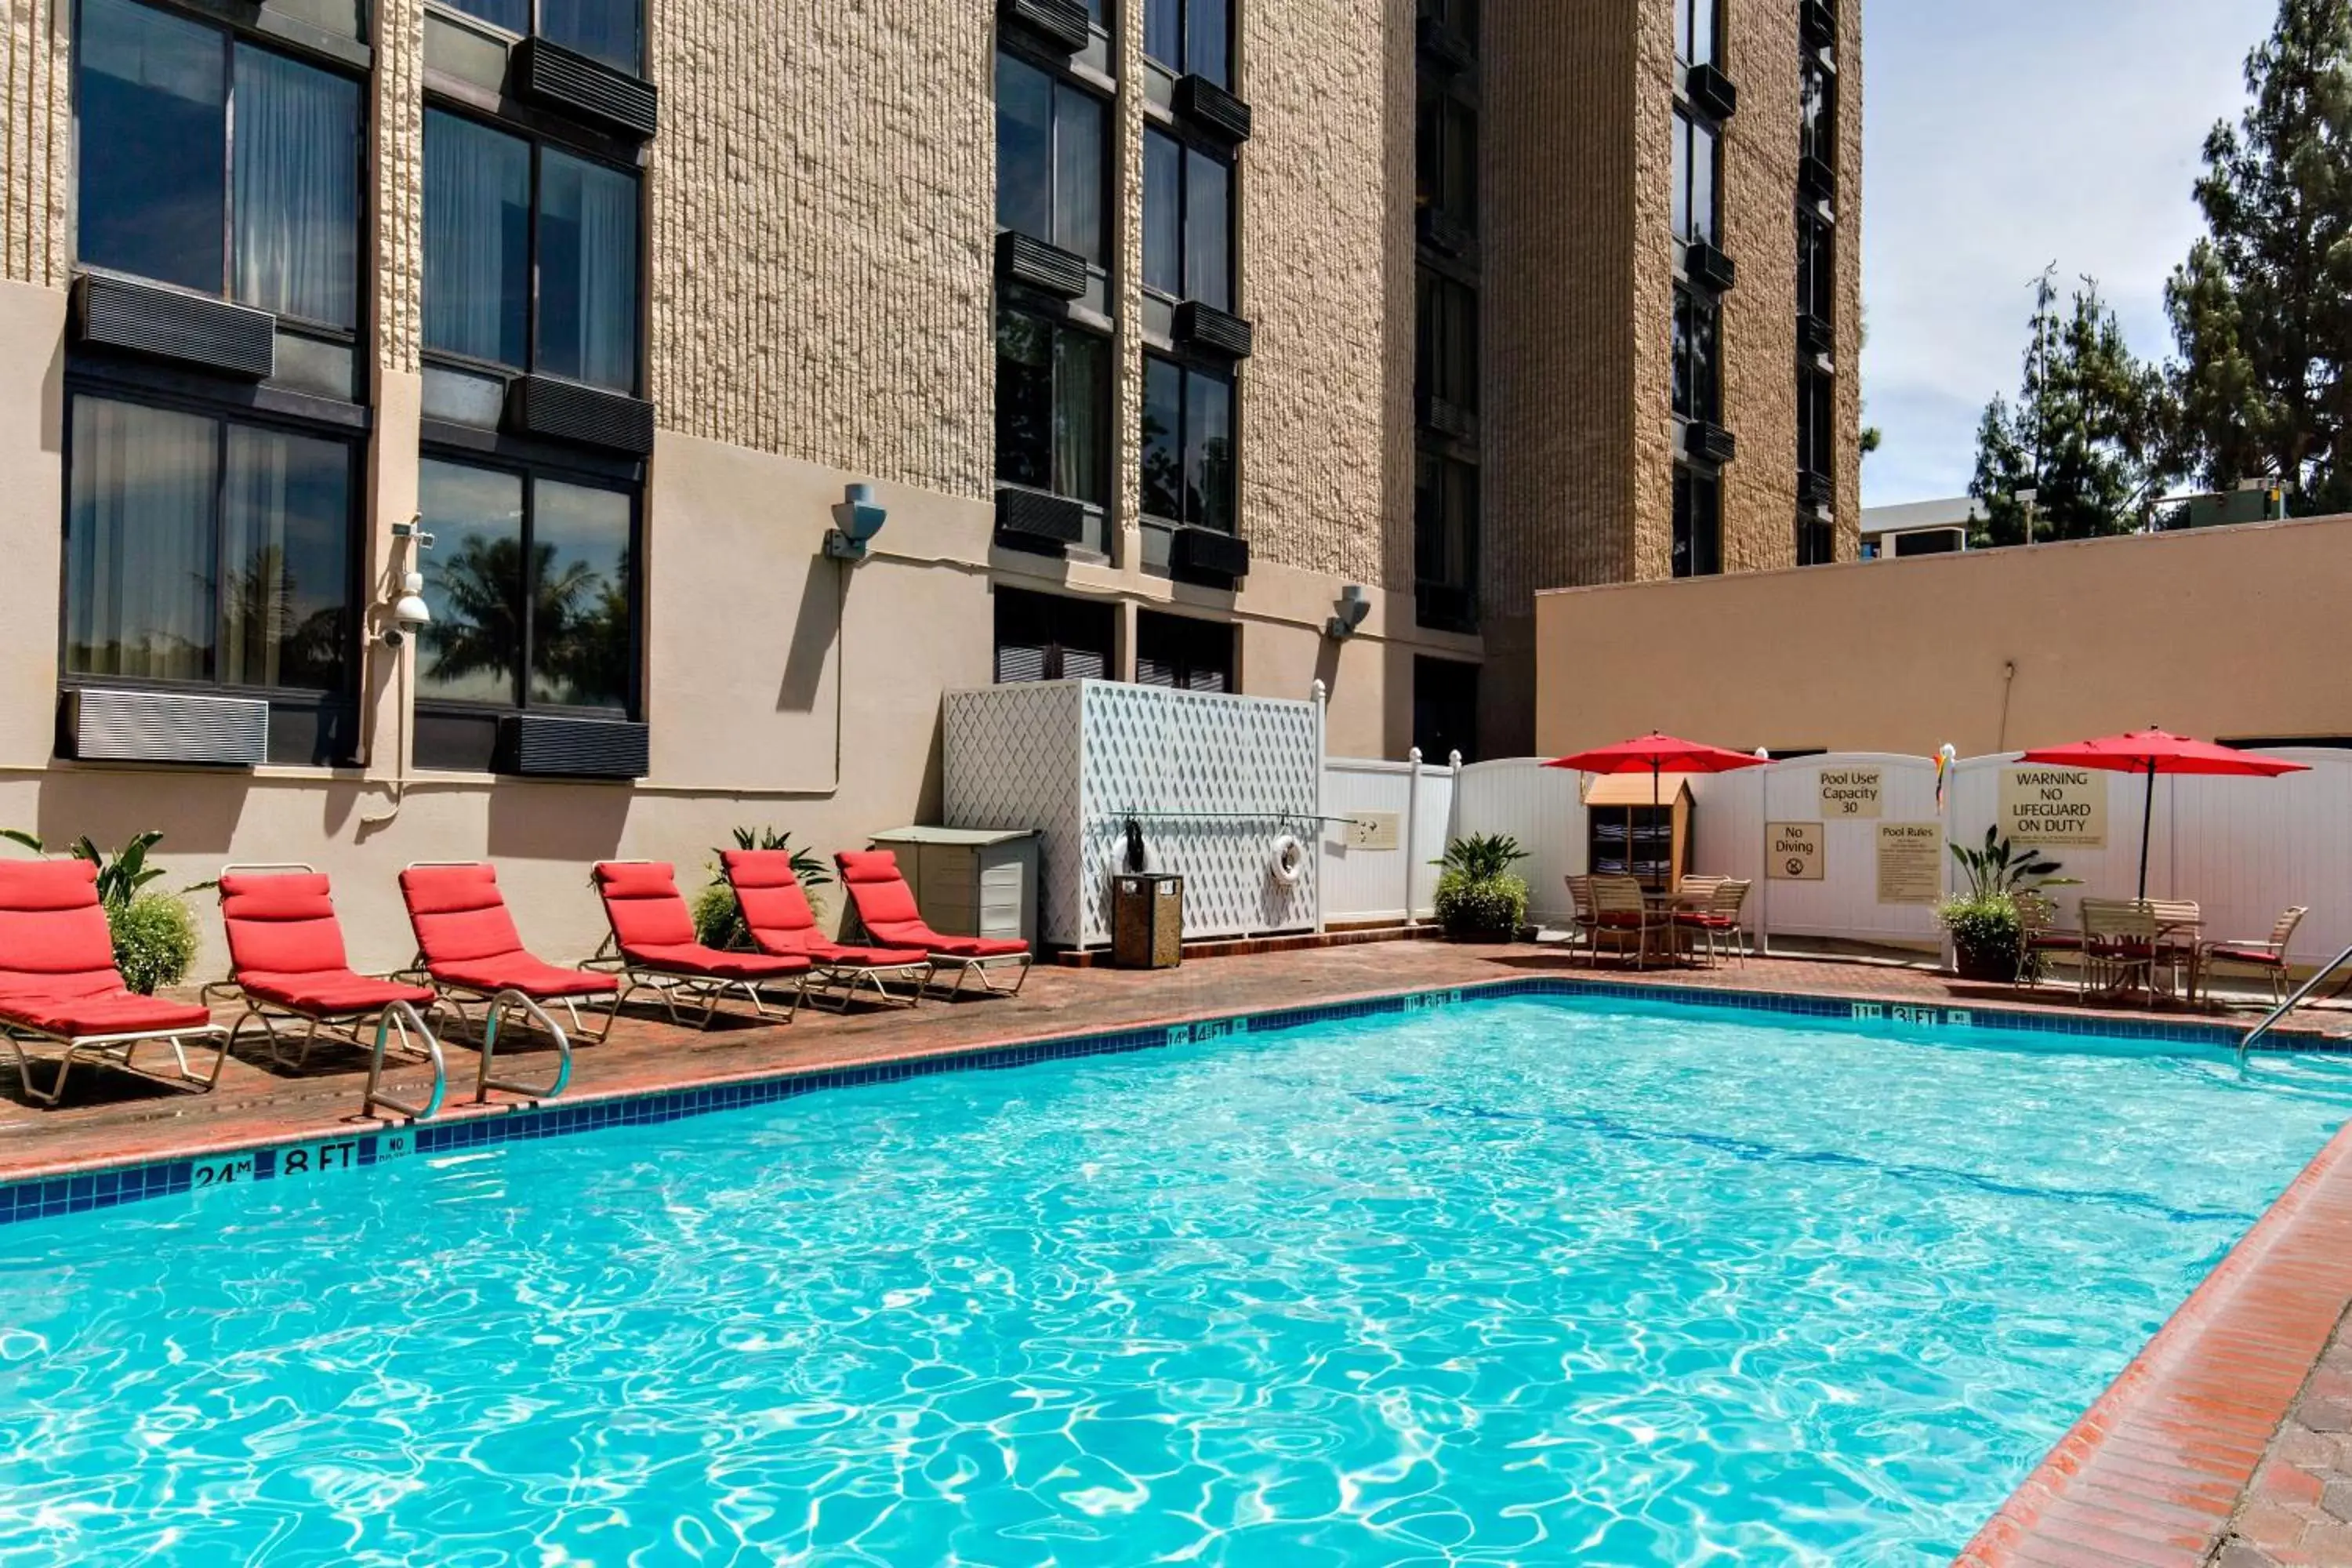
[1958,1108,2352,1567]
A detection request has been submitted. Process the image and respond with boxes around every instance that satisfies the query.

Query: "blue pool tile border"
[0,977,2328,1229]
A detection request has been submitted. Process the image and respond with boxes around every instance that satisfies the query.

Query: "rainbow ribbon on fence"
[1934,743,1958,810]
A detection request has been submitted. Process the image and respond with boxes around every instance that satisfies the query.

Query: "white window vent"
[60,689,269,768]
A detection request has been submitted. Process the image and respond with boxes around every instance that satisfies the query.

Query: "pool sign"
[1876,822,1944,905]
[1819,767,1884,819]
[1767,822,1824,880]
[2001,767,2108,847]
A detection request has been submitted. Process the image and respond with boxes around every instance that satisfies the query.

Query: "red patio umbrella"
[2016,728,2309,900]
[1545,732,1769,889]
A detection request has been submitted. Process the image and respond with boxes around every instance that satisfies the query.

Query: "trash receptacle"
[1112,874,1184,970]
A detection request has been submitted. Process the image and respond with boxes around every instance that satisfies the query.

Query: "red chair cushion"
[805,941,934,970]
[593,862,700,951]
[922,935,1032,960]
[834,851,1028,959]
[2027,933,2084,950]
[401,864,532,967]
[239,971,437,1017]
[723,851,825,955]
[2208,946,2288,967]
[220,873,352,980]
[1674,913,1739,930]
[0,988,212,1040]
[1593,913,1649,930]
[430,957,620,1001]
[620,943,810,983]
[0,861,125,998]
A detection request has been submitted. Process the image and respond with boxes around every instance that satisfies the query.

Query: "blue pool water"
[2,996,2348,1566]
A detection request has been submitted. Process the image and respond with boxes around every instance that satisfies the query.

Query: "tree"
[2165,0,2352,513]
[1968,270,2172,547]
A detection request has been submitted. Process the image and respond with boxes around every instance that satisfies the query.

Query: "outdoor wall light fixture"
[1326,584,1371,641]
[825,482,889,561]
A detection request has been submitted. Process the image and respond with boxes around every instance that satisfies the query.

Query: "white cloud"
[1860,0,2277,505]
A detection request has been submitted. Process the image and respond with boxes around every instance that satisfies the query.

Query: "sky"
[1860,0,2279,507]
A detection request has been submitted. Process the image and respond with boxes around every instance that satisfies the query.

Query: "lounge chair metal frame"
[922,951,1033,1000]
[0,1015,231,1107]
[586,862,808,1029]
[717,851,932,1012]
[396,861,622,1054]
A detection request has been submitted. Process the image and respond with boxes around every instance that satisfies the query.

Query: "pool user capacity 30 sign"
[1819,767,1883,819]
[2001,766,2108,846]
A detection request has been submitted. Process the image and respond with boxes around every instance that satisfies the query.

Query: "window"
[1672,465,1721,579]
[1423,0,1477,47]
[440,0,644,75]
[416,456,637,713]
[65,393,356,695]
[1142,129,1233,310]
[1144,0,1232,88]
[1415,452,1479,628]
[1142,356,1236,533]
[1417,83,1477,228]
[76,0,362,330]
[1417,271,1479,414]
[423,110,643,394]
[1413,657,1479,764]
[1800,56,1836,171]
[996,306,1109,506]
[1670,110,1717,246]
[993,587,1116,684]
[1674,0,1717,67]
[1798,205,1835,324]
[1798,361,1835,480]
[1798,517,1836,567]
[1671,287,1719,425]
[1135,612,1233,692]
[996,51,1109,267]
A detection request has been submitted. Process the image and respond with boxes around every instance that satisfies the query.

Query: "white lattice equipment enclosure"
[942,681,1324,949]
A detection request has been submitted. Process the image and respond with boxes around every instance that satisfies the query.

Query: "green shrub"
[111,892,199,996]
[1434,867,1530,942]
[692,881,748,950]
[691,826,833,949]
[1939,892,2027,982]
[1435,833,1530,883]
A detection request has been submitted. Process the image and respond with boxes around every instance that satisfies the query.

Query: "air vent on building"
[1173,301,1254,361]
[1419,393,1475,441]
[1799,312,1835,358]
[1800,0,1836,50]
[1799,154,1837,203]
[1417,206,1475,261]
[995,231,1089,300]
[998,0,1093,55]
[74,273,275,380]
[996,488,1087,554]
[495,715,650,779]
[1686,241,1737,295]
[1174,74,1253,144]
[60,688,269,767]
[506,376,657,457]
[1685,421,1737,467]
[1415,15,1475,73]
[514,37,658,139]
[1170,526,1250,583]
[1685,62,1738,122]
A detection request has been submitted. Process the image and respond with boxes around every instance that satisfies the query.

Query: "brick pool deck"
[3,940,2349,1566]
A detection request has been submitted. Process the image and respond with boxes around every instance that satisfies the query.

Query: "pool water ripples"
[0,996,2346,1565]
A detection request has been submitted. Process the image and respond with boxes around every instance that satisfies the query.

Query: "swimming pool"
[1,991,2345,1565]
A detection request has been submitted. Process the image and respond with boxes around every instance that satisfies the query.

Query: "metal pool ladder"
[2238,942,2352,1064]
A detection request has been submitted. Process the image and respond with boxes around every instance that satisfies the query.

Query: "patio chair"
[1586,875,1668,971]
[0,859,228,1106]
[216,866,448,1123]
[2199,907,2309,1007]
[2142,898,2204,1000]
[835,850,1033,999]
[1675,878,1751,967]
[590,862,811,1028]
[1565,875,1597,964]
[2013,891,2081,989]
[721,850,933,1009]
[2078,898,2158,1001]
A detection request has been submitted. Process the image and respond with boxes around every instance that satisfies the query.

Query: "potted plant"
[691,826,834,949]
[2,829,200,995]
[1432,834,1532,943]
[1938,827,2074,983]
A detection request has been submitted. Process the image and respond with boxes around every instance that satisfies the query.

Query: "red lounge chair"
[590,862,811,1027]
[217,866,448,1123]
[0,860,227,1105]
[835,849,1033,999]
[721,850,932,1009]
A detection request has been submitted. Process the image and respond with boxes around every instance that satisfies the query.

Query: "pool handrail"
[2238,940,2352,1062]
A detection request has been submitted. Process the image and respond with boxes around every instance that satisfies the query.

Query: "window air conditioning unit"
[1170,526,1250,583]
[495,715,650,779]
[513,37,659,139]
[1415,15,1475,73]
[995,231,1089,300]
[1174,74,1253,144]
[1419,393,1475,441]
[1173,300,1254,360]
[506,376,657,456]
[1799,311,1835,357]
[996,488,1087,554]
[1798,470,1835,514]
[1799,153,1836,202]
[1800,0,1836,50]
[1685,421,1737,466]
[1686,241,1737,295]
[1685,62,1738,122]
[74,273,275,380]
[998,0,1092,55]
[1417,206,1475,260]
[59,688,269,767]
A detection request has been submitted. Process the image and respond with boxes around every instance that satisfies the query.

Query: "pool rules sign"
[2000,766,2108,847]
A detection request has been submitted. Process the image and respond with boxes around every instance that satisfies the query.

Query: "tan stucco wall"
[1535,517,2352,760]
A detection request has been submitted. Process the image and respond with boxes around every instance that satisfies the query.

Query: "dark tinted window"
[1801,57,1836,169]
[1413,657,1480,764]
[1671,111,1716,245]
[996,305,1109,504]
[1141,356,1236,532]
[445,0,644,74]
[1416,86,1477,228]
[1798,361,1835,477]
[1136,612,1233,691]
[996,53,1109,266]
[423,111,532,369]
[1144,0,1232,87]
[538,147,642,393]
[1142,129,1233,309]
[1672,465,1722,579]
[1417,270,1479,412]
[1798,205,1835,322]
[1675,0,1716,67]
[1671,287,1719,424]
[994,587,1116,684]
[1414,452,1479,630]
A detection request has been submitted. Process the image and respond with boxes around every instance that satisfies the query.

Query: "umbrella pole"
[2137,760,2155,902]
[1652,760,1663,894]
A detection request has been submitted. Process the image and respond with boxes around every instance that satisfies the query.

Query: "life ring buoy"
[1269,835,1308,888]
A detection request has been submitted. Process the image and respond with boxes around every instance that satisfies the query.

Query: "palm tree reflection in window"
[222,544,347,689]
